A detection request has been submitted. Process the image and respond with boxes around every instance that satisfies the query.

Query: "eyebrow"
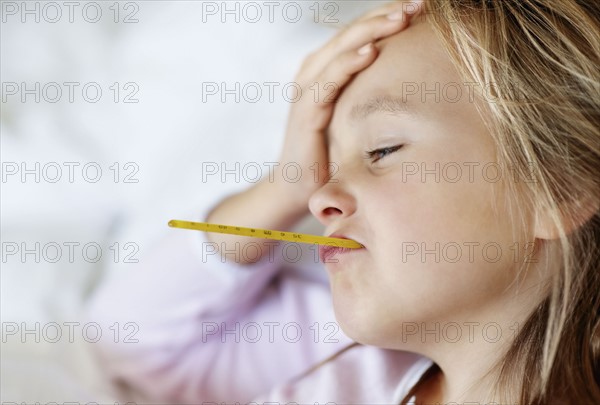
[327,95,421,147]
[349,94,421,121]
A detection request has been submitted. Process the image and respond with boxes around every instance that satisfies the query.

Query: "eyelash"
[364,144,404,163]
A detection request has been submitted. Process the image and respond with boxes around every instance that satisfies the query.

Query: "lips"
[319,233,365,263]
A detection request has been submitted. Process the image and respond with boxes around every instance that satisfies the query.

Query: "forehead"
[332,18,473,126]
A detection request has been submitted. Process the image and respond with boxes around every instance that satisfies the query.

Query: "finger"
[325,11,409,54]
[355,1,404,23]
[356,0,422,23]
[303,44,378,129]
[297,12,408,84]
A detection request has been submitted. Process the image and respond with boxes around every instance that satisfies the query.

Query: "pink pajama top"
[85,199,434,404]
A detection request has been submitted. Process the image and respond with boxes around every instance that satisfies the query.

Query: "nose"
[308,178,357,227]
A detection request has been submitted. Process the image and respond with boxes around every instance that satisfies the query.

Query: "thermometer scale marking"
[168,220,363,249]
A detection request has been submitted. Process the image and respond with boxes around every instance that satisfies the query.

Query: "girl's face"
[308,18,540,350]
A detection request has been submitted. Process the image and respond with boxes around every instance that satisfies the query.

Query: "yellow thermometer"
[168,220,364,249]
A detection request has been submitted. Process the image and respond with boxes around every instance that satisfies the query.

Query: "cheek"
[362,167,523,319]
[368,159,506,252]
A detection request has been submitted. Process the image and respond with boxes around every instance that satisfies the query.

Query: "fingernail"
[358,43,373,55]
[387,11,403,20]
[405,0,424,15]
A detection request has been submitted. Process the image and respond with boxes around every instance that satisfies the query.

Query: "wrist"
[257,177,310,223]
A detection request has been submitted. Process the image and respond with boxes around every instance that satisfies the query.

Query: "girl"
[86,0,599,403]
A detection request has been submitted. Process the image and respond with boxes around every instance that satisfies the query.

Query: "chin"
[331,290,388,347]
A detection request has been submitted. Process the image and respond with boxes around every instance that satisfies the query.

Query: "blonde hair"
[399,0,599,403]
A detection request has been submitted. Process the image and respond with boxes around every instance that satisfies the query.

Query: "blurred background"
[1,0,388,401]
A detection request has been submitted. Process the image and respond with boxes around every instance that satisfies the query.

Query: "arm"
[82,198,350,403]
[83,3,417,402]
[205,176,308,265]
[206,5,414,267]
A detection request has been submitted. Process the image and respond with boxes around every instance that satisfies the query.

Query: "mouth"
[319,234,366,263]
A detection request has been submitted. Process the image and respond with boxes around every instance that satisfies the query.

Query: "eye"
[364,144,404,163]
